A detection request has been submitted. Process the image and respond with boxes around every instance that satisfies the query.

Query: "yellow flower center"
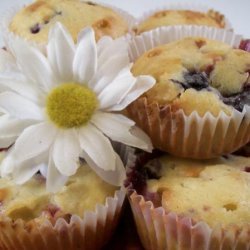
[46,83,98,128]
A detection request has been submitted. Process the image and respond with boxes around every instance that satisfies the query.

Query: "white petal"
[13,163,43,185]
[73,27,97,83]
[97,66,136,110]
[78,123,116,171]
[81,150,125,186]
[0,114,36,148]
[90,57,131,92]
[47,22,75,82]
[0,136,16,148]
[96,36,113,55]
[129,126,154,152]
[0,153,15,177]
[10,38,58,92]
[108,75,156,111]
[0,108,6,115]
[92,112,153,152]
[47,152,68,193]
[0,49,16,71]
[0,92,43,120]
[97,36,129,69]
[9,150,48,184]
[0,72,45,104]
[12,122,57,162]
[89,37,129,91]
[0,114,36,136]
[52,129,81,176]
[39,164,47,178]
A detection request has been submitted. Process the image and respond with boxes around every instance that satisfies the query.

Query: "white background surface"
[0,0,249,46]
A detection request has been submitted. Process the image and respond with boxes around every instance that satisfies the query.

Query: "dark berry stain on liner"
[239,39,250,52]
[244,166,250,173]
[0,144,13,152]
[144,159,162,180]
[234,143,250,157]
[125,150,163,207]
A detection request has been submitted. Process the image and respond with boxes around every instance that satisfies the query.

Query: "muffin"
[127,36,250,159]
[0,160,125,250]
[136,9,225,34]
[126,152,250,250]
[6,0,130,43]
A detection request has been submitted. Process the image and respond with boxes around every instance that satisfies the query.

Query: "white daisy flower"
[0,23,155,192]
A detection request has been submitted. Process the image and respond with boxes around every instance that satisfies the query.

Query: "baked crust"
[146,154,250,227]
[136,9,225,34]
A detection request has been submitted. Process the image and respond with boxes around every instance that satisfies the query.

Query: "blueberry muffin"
[136,9,225,34]
[9,0,129,43]
[127,153,250,250]
[0,161,123,250]
[127,37,250,158]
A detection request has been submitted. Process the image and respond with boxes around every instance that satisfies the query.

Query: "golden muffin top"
[136,9,225,34]
[132,37,250,116]
[0,161,116,222]
[146,154,250,228]
[9,0,128,42]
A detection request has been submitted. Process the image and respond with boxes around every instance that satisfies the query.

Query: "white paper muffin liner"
[128,191,250,250]
[0,1,136,51]
[126,26,249,159]
[135,3,232,35]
